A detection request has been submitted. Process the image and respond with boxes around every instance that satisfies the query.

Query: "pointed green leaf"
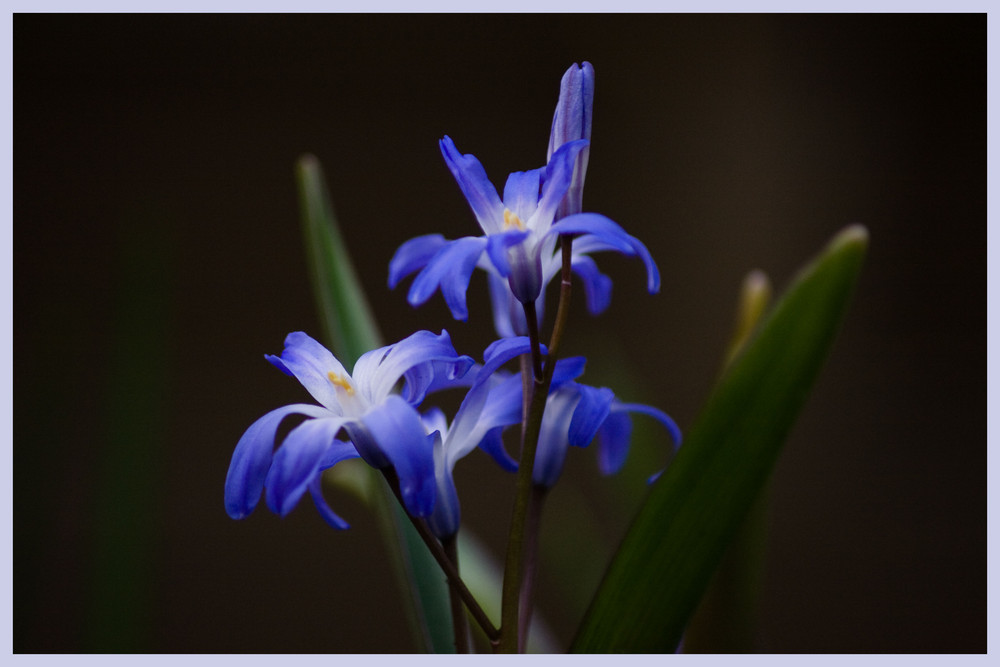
[684,270,773,652]
[295,155,453,653]
[296,154,382,367]
[571,225,869,653]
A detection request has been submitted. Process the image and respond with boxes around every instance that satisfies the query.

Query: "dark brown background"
[15,14,984,652]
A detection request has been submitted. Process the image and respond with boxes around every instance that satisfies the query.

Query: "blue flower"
[533,380,682,489]
[224,330,474,529]
[548,61,594,220]
[421,337,542,539]
[389,65,659,331]
[474,356,682,489]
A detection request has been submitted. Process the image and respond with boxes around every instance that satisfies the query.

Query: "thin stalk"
[517,484,549,652]
[546,237,575,360]
[519,354,533,436]
[498,372,551,652]
[499,235,576,652]
[381,469,499,643]
[443,536,471,653]
[522,301,544,380]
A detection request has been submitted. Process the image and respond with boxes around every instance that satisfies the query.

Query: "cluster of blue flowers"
[225,62,680,544]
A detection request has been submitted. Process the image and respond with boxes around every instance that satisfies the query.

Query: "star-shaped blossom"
[420,337,544,539]
[532,379,682,489]
[389,63,659,333]
[224,330,474,529]
[471,356,682,489]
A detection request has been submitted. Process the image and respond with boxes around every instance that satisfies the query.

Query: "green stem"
[443,536,471,653]
[522,301,544,380]
[546,236,574,361]
[498,370,551,652]
[517,484,549,652]
[519,354,533,434]
[382,469,499,643]
[498,237,576,652]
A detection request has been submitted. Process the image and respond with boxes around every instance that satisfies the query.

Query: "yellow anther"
[503,208,525,231]
[327,371,355,395]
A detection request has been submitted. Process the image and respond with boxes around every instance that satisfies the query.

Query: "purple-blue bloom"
[548,61,594,220]
[389,63,659,335]
[474,356,681,489]
[533,380,682,489]
[224,330,474,529]
[421,336,544,539]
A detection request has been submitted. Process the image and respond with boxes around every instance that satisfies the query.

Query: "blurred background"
[15,14,983,653]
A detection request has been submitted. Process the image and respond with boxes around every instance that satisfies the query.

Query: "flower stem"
[546,235,575,360]
[443,535,471,653]
[519,354,533,434]
[522,301,544,380]
[517,484,549,652]
[499,254,574,650]
[381,469,499,644]
[498,370,551,652]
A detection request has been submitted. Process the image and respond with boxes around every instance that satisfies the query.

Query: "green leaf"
[296,154,382,368]
[295,155,454,653]
[683,270,773,652]
[571,225,869,653]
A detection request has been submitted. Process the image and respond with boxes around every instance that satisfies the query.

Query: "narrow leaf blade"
[571,225,869,653]
[295,155,453,653]
[296,154,382,367]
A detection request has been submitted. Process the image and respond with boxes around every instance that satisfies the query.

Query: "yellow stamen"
[503,208,525,231]
[327,371,355,395]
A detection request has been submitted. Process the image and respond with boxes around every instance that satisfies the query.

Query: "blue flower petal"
[354,329,473,405]
[308,475,351,530]
[597,402,682,476]
[439,135,505,235]
[400,358,477,405]
[419,406,449,437]
[548,212,661,294]
[427,432,462,539]
[502,168,542,223]
[476,372,523,432]
[568,384,615,448]
[360,395,438,517]
[595,409,632,475]
[470,357,584,476]
[407,236,488,321]
[265,332,354,414]
[485,228,531,278]
[482,336,546,378]
[533,388,580,487]
[224,403,332,520]
[505,241,545,304]
[342,421,388,470]
[615,402,683,448]
[550,356,587,391]
[533,139,589,237]
[548,62,594,219]
[445,336,537,464]
[477,425,518,472]
[265,415,351,517]
[388,234,447,289]
[571,254,614,315]
[487,271,520,338]
[318,438,363,470]
[548,62,595,159]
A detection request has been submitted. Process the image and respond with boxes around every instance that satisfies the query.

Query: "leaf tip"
[296,154,322,184]
[741,269,772,308]
[297,153,319,169]
[830,223,870,253]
